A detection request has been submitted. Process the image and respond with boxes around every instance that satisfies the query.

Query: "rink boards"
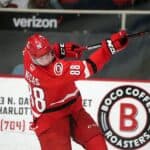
[0,76,149,150]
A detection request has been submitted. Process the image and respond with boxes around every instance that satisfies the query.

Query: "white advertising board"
[0,76,149,150]
[76,80,150,150]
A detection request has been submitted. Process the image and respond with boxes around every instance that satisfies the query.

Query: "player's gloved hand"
[101,30,128,55]
[53,42,85,59]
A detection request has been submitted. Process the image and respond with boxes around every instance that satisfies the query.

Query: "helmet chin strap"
[31,57,41,65]
[31,52,55,66]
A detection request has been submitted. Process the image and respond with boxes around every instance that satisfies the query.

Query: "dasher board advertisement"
[0,11,118,32]
[0,76,149,150]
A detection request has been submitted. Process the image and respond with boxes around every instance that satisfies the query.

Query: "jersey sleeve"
[61,45,112,80]
[62,59,96,80]
[86,45,112,73]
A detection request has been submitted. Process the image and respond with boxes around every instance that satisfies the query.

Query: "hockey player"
[23,30,128,150]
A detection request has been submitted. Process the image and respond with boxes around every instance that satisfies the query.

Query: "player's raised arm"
[87,30,128,72]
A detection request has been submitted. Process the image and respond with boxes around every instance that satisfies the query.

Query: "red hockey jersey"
[23,45,111,134]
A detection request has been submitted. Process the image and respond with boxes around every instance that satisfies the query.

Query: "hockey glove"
[53,42,85,59]
[102,30,128,55]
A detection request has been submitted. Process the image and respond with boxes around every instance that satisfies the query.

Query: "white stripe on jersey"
[50,89,79,106]
[83,60,90,78]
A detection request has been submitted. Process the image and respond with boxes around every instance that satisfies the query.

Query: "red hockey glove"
[102,30,128,55]
[53,42,85,59]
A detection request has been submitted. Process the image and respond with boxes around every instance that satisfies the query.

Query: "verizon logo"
[12,15,58,29]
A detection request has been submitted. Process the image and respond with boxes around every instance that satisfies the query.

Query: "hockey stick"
[86,31,150,51]
[127,31,150,38]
